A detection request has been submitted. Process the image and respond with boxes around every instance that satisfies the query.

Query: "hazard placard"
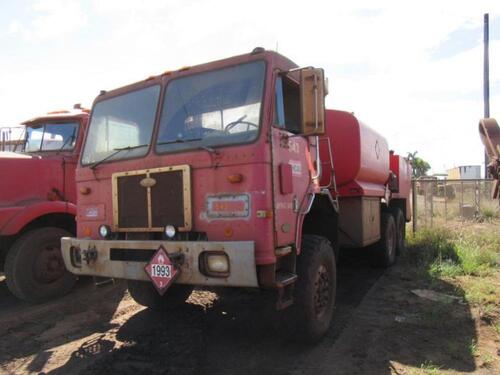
[144,245,179,295]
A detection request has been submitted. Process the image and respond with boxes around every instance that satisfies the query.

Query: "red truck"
[0,106,88,302]
[61,49,411,341]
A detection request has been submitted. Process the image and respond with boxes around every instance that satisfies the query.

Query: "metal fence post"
[444,179,448,222]
[430,184,434,227]
[412,179,417,234]
[460,181,464,219]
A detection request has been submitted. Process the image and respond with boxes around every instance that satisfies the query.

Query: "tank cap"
[99,90,106,96]
[73,103,82,109]
[251,47,265,55]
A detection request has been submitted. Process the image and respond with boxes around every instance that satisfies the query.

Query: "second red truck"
[0,107,88,302]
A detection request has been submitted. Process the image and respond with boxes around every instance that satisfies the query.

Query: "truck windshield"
[81,85,160,166]
[25,122,79,152]
[156,61,265,153]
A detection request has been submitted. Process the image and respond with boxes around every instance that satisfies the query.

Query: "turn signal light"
[47,110,70,114]
[227,173,243,183]
[223,226,233,237]
[83,227,92,237]
[79,186,91,195]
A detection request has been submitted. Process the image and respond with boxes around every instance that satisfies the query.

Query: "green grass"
[481,207,499,220]
[419,360,442,375]
[468,339,478,357]
[463,278,497,306]
[407,227,499,279]
[405,224,499,374]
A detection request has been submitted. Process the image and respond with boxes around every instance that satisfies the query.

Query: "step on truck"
[61,49,411,341]
[0,106,89,302]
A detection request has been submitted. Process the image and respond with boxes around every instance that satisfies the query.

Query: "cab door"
[271,76,315,247]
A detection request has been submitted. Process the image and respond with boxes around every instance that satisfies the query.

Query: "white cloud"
[29,0,87,39]
[7,20,20,35]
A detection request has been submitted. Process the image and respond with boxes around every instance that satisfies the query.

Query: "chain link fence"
[411,178,499,231]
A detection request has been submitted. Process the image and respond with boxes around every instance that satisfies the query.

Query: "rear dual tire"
[389,207,406,254]
[372,212,397,267]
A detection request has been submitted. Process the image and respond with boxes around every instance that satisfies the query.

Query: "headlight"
[164,225,176,238]
[207,254,229,273]
[99,225,111,239]
[200,251,230,277]
[69,246,82,268]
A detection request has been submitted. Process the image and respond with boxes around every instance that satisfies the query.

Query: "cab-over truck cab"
[62,49,409,341]
[0,107,88,302]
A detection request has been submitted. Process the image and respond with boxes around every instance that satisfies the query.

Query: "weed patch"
[406,227,499,281]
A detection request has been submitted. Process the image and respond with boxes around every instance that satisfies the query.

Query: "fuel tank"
[320,110,390,197]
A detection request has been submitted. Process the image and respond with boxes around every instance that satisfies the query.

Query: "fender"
[0,200,77,236]
[294,189,338,255]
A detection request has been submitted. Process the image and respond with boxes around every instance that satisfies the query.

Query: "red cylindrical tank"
[320,110,390,197]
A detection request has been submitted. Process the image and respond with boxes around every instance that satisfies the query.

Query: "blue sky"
[1,0,499,175]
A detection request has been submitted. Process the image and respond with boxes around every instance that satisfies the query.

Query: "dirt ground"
[0,248,498,375]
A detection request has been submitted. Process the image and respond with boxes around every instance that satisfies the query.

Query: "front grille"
[150,170,185,228]
[112,165,191,231]
[117,174,148,228]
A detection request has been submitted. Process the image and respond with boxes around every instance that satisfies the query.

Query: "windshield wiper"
[56,128,76,155]
[157,138,219,155]
[157,138,202,146]
[89,144,148,170]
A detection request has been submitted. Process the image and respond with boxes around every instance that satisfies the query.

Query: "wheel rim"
[34,244,66,284]
[314,264,331,318]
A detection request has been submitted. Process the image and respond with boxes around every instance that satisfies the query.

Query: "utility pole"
[484,13,490,178]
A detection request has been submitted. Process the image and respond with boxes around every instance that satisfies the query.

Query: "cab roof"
[93,48,298,104]
[22,109,89,126]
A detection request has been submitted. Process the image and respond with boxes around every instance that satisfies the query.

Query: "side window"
[274,76,301,133]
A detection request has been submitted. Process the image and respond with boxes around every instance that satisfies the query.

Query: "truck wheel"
[283,235,337,342]
[127,280,193,310]
[373,212,397,267]
[389,207,406,253]
[4,227,77,303]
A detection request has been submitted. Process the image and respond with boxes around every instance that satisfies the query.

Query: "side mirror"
[300,67,326,135]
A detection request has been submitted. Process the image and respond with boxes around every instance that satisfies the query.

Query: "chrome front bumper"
[61,238,258,287]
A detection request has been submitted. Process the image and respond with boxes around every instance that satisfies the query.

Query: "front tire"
[4,227,77,303]
[283,235,337,342]
[127,280,193,310]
